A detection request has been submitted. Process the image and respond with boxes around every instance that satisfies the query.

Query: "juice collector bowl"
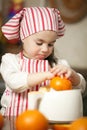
[28,88,83,123]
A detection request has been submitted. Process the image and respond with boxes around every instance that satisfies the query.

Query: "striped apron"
[5,52,49,130]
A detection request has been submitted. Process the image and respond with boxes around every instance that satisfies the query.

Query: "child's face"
[22,31,57,60]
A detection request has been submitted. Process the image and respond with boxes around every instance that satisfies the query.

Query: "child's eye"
[36,42,43,45]
[48,44,54,47]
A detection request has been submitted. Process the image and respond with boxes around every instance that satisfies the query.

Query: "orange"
[0,113,4,129]
[50,76,72,91]
[15,110,49,130]
[53,124,70,130]
[69,117,87,130]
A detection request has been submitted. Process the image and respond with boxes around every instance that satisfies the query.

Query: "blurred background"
[0,0,87,69]
[0,0,87,114]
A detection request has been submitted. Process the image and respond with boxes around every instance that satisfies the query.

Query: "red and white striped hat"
[2,7,65,41]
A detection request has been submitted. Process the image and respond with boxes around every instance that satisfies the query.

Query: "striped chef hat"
[2,7,65,41]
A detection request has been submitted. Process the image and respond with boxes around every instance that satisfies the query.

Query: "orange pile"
[69,117,87,130]
[53,124,70,130]
[15,110,49,130]
[50,76,72,91]
[52,117,87,130]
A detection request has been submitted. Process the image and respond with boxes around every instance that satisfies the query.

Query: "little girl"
[0,7,86,130]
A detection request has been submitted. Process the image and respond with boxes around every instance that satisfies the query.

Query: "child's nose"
[42,45,48,52]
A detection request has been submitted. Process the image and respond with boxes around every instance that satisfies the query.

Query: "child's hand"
[45,71,55,80]
[50,64,72,78]
[50,65,80,86]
